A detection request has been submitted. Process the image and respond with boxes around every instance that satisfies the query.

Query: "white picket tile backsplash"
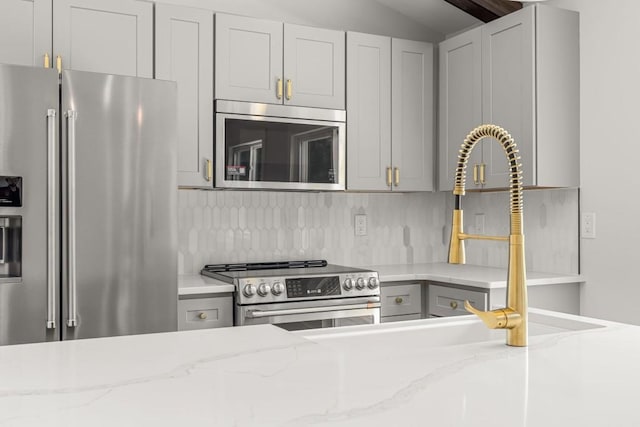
[178,190,448,274]
[178,188,579,275]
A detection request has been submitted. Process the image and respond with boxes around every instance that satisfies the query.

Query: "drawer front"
[178,296,233,331]
[428,284,487,317]
[381,283,422,317]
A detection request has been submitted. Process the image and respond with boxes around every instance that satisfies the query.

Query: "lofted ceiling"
[374,0,524,37]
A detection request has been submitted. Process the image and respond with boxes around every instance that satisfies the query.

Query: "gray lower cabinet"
[428,284,487,317]
[427,281,581,317]
[178,294,233,331]
[155,4,214,188]
[380,282,423,323]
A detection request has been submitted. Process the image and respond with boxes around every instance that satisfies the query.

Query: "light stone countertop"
[178,274,235,295]
[0,309,636,426]
[366,262,583,288]
[179,263,582,295]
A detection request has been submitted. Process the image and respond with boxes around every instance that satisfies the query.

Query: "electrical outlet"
[581,212,596,239]
[355,214,367,236]
[474,213,485,235]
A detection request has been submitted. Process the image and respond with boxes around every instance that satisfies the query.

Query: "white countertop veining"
[0,309,637,426]
[179,263,582,295]
[366,262,583,288]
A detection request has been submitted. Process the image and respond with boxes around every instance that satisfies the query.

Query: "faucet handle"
[464,301,521,330]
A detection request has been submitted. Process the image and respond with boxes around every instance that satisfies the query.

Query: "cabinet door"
[438,28,482,192]
[0,0,51,67]
[391,38,434,191]
[156,5,214,188]
[53,0,152,77]
[215,13,283,104]
[482,6,535,189]
[283,24,345,109]
[346,32,391,191]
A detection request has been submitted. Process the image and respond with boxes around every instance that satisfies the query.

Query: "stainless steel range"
[201,260,380,331]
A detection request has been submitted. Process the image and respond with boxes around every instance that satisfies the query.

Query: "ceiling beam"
[444,0,523,23]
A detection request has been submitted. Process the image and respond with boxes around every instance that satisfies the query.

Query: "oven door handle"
[246,302,381,319]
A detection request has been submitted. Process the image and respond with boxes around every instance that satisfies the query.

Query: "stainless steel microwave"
[215,100,346,191]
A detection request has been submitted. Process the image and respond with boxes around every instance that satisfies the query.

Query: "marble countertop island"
[0,309,637,426]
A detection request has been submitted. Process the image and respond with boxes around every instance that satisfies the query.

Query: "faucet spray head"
[448,207,465,264]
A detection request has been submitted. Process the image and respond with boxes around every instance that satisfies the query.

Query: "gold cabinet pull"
[480,163,486,185]
[395,297,403,304]
[286,79,292,100]
[450,301,458,310]
[386,167,392,187]
[198,312,208,320]
[205,159,213,182]
[44,53,51,68]
[394,167,400,187]
[56,55,62,74]
[276,78,283,99]
[473,164,479,185]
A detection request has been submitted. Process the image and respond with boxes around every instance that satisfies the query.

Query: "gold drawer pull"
[198,312,208,320]
[395,297,403,304]
[450,301,458,310]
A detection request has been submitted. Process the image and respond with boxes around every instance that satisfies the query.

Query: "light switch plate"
[581,212,596,239]
[355,214,367,236]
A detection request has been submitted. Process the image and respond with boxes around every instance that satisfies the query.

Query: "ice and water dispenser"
[0,176,22,283]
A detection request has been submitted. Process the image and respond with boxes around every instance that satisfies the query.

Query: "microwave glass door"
[217,114,345,190]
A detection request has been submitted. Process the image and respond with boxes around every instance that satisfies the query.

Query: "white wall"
[545,0,640,324]
[156,0,443,41]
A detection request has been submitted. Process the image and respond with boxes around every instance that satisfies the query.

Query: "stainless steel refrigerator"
[0,64,177,345]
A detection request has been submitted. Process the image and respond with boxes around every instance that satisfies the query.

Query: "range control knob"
[343,278,354,291]
[243,284,257,297]
[272,282,285,295]
[355,277,366,290]
[368,277,379,289]
[257,282,271,297]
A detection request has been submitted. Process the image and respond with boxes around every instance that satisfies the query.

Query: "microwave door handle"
[46,109,57,329]
[65,110,78,328]
[247,302,381,319]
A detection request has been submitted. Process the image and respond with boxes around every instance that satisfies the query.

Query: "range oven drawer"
[236,296,380,331]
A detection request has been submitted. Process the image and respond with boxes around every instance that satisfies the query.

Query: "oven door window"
[224,119,338,184]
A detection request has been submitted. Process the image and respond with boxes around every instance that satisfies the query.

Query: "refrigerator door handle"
[65,110,78,328]
[46,109,57,329]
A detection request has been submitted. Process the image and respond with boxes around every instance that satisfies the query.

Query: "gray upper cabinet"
[347,33,433,191]
[215,13,345,109]
[0,0,51,67]
[346,32,391,191]
[156,4,214,188]
[283,23,345,109]
[438,27,482,191]
[391,38,434,192]
[53,0,153,77]
[438,4,579,191]
[215,13,282,104]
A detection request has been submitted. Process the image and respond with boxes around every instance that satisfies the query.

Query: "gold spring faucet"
[448,124,528,347]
